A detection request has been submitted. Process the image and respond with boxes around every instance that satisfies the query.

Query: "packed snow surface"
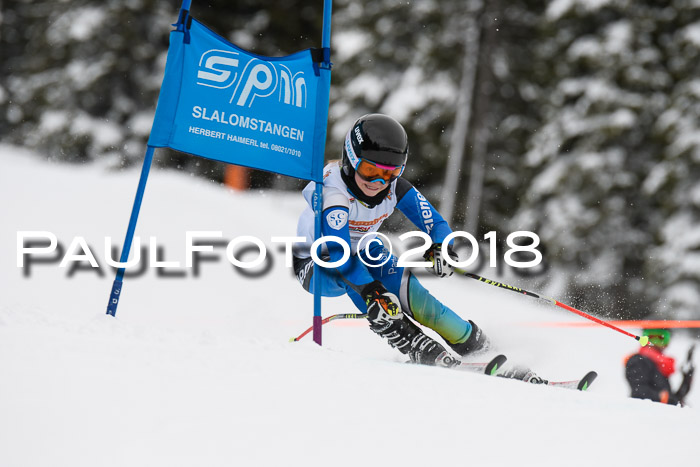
[1,145,697,467]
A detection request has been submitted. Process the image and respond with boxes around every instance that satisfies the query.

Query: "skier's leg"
[293,256,348,297]
[359,244,489,357]
[335,245,455,366]
[359,281,457,367]
[346,287,369,312]
[405,273,489,356]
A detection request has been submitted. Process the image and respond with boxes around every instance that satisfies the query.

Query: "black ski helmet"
[341,114,409,177]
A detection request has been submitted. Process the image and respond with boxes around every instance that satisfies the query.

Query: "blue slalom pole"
[107,0,189,317]
[311,0,333,345]
[106,145,156,317]
[321,0,332,48]
[312,184,323,344]
[176,0,191,30]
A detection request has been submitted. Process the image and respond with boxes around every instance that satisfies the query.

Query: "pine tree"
[0,0,322,185]
[513,0,700,319]
[329,0,542,233]
[643,0,700,320]
[1,1,172,163]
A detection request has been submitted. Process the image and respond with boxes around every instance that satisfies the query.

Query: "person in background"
[625,328,694,406]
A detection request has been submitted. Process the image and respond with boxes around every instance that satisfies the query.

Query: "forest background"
[1,0,699,323]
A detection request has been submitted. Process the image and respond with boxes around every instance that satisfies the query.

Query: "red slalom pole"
[456,269,649,346]
[290,313,366,342]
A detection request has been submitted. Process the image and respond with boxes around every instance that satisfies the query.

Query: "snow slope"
[1,145,698,467]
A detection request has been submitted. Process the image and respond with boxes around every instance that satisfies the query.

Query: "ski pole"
[455,268,649,346]
[290,313,366,342]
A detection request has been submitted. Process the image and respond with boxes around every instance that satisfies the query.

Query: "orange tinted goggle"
[356,159,404,184]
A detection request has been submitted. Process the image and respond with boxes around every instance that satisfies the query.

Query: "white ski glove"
[423,243,459,278]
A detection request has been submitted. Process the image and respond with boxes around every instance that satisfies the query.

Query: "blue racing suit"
[294,164,472,346]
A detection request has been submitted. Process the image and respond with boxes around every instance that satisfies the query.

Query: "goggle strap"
[372,162,399,171]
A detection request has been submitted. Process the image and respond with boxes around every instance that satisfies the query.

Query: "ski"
[457,354,597,391]
[457,354,508,375]
[547,371,598,391]
[496,365,598,391]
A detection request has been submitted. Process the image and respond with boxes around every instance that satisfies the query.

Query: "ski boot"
[447,320,490,357]
[498,366,549,384]
[365,283,458,368]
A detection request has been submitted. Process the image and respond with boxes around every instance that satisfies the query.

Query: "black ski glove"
[361,281,457,367]
[674,345,695,404]
[362,281,402,323]
[674,365,694,403]
[423,243,459,278]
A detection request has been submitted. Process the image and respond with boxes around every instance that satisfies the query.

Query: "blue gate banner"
[148,18,330,182]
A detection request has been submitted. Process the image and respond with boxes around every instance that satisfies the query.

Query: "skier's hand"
[675,345,695,404]
[424,243,458,278]
[683,364,694,382]
[674,365,694,403]
[362,281,402,324]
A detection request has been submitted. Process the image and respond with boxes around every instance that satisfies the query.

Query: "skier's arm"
[320,204,400,313]
[674,369,693,404]
[320,199,375,293]
[395,178,452,243]
[395,178,458,276]
[674,351,694,404]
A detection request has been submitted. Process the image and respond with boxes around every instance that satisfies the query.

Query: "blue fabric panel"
[148,18,329,182]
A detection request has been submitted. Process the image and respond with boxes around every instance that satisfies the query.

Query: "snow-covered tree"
[0,0,323,183]
[2,0,699,320]
[330,0,543,236]
[1,0,173,164]
[644,14,700,320]
[513,0,700,319]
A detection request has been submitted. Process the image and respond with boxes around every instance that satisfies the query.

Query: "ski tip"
[485,354,508,375]
[577,371,598,391]
[289,337,297,343]
[639,335,649,347]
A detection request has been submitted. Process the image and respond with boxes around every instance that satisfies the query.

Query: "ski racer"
[293,113,489,367]
[625,328,694,405]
